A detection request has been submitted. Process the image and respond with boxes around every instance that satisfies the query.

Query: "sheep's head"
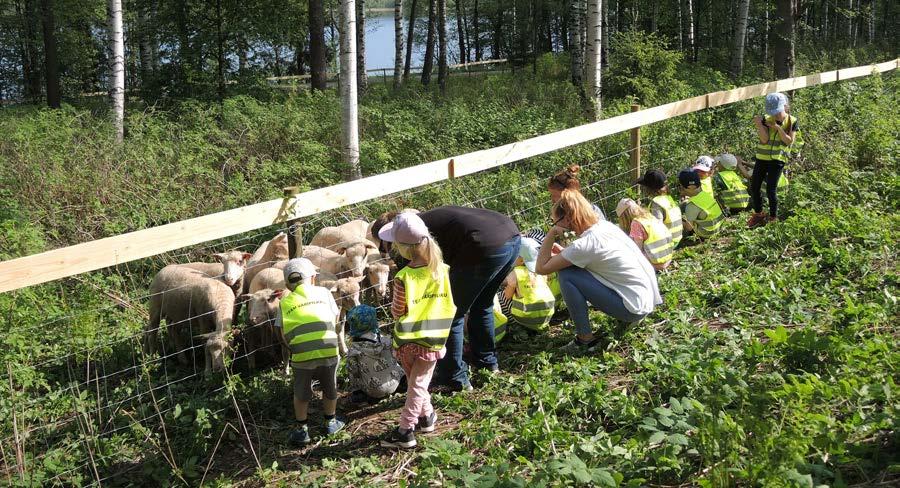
[243,289,285,327]
[214,251,252,287]
[195,330,233,374]
[268,233,289,261]
[340,242,378,278]
[329,275,365,310]
[366,261,391,298]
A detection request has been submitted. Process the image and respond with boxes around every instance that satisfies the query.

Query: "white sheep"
[309,223,377,278]
[317,271,366,355]
[301,245,347,276]
[241,267,289,371]
[364,248,394,302]
[242,233,289,294]
[145,266,236,374]
[176,251,252,296]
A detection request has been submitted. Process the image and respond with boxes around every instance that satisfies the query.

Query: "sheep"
[309,223,377,278]
[317,271,366,355]
[175,251,252,297]
[243,233,289,295]
[364,248,394,302]
[145,266,236,374]
[301,245,347,276]
[240,267,289,371]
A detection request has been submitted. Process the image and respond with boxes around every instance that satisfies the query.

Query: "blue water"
[365,12,463,71]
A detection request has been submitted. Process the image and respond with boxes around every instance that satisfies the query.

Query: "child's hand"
[753,115,764,125]
[550,243,564,255]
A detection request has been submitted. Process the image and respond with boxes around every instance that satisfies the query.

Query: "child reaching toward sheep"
[498,237,556,333]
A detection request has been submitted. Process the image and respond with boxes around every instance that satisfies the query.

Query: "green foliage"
[606,31,689,105]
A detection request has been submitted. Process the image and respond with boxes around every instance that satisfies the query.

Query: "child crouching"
[344,305,404,404]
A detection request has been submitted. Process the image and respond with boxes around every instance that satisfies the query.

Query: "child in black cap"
[677,169,725,240]
[636,169,683,248]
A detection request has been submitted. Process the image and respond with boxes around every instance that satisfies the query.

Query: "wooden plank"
[838,64,880,81]
[1,59,896,293]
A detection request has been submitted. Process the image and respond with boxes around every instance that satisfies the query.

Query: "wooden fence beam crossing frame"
[0,59,896,294]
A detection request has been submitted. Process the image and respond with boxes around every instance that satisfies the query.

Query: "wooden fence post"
[630,104,641,182]
[283,187,302,259]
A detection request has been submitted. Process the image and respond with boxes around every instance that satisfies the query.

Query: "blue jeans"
[436,235,521,387]
[558,267,646,336]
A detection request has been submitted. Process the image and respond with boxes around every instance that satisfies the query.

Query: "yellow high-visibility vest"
[717,169,750,210]
[635,216,674,266]
[700,176,714,198]
[651,195,683,247]
[280,285,339,365]
[755,115,797,163]
[510,266,555,332]
[492,295,507,342]
[393,264,457,351]
[687,191,724,239]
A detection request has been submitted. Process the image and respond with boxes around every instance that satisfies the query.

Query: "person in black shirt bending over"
[372,206,521,391]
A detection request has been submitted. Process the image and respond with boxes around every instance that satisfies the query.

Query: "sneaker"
[324,417,346,436]
[288,425,311,446]
[380,427,416,449]
[349,390,369,404]
[747,211,769,229]
[561,336,604,354]
[767,215,779,224]
[416,411,437,433]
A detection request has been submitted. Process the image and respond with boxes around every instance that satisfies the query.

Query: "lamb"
[317,271,366,355]
[242,233,289,295]
[309,222,377,278]
[144,266,236,374]
[241,266,289,371]
[364,248,394,302]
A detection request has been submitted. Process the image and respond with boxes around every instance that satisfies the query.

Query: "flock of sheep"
[142,219,395,374]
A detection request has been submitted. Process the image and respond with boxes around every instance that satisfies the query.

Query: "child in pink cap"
[379,212,457,449]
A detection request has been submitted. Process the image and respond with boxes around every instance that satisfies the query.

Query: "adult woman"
[534,191,662,352]
[372,206,520,391]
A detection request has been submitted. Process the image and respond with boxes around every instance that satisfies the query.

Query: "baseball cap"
[635,169,667,190]
[378,212,430,245]
[765,92,787,116]
[678,168,701,188]
[693,155,714,173]
[283,258,318,286]
[518,237,541,273]
[715,153,738,169]
[346,305,379,338]
[615,198,640,217]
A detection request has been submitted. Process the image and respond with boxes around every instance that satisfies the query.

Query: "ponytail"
[393,234,445,280]
[548,165,583,192]
[552,189,599,235]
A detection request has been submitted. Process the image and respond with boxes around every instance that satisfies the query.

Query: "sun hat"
[635,169,667,191]
[765,92,788,116]
[283,258,318,287]
[346,305,379,338]
[378,212,430,245]
[518,237,541,273]
[615,198,640,218]
[715,153,738,169]
[692,155,714,173]
[678,168,701,188]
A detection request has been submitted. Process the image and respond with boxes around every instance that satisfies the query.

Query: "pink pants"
[398,355,438,430]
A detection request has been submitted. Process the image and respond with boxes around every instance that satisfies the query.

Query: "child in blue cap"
[344,305,404,404]
[748,92,799,228]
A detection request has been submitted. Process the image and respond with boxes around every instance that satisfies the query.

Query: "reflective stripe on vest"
[279,285,339,364]
[493,295,507,343]
[755,115,796,163]
[717,169,750,209]
[393,264,457,351]
[635,216,674,265]
[688,191,724,238]
[651,195,683,247]
[510,266,555,331]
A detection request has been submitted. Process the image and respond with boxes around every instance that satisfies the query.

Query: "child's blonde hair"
[616,199,653,233]
[393,236,445,279]
[552,189,599,235]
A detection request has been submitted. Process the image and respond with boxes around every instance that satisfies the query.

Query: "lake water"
[365,11,463,72]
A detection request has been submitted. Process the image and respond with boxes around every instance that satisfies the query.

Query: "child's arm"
[390,278,406,319]
[736,157,752,179]
[502,271,517,300]
[753,115,769,144]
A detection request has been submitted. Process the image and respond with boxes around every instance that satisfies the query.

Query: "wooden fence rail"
[0,59,896,294]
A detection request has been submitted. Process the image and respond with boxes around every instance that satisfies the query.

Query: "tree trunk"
[340,0,361,180]
[109,0,125,142]
[601,0,608,65]
[763,0,769,65]
[867,0,875,42]
[586,0,601,120]
[137,0,154,86]
[455,0,467,63]
[650,1,659,32]
[773,0,794,79]
[437,0,448,93]
[569,0,585,99]
[421,0,436,85]
[680,0,695,61]
[730,0,750,78]
[310,0,328,91]
[22,0,43,102]
[356,0,367,95]
[492,7,503,58]
[394,0,403,88]
[473,0,481,60]
[403,0,417,79]
[41,0,60,108]
[215,0,225,103]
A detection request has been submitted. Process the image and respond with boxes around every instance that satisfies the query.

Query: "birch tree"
[356,0,367,95]
[586,0,601,120]
[403,0,417,80]
[568,0,584,97]
[109,0,125,142]
[730,0,750,78]
[421,0,436,85]
[393,0,403,88]
[680,0,695,62]
[340,0,361,180]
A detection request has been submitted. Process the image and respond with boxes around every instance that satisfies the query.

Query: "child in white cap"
[713,153,751,214]
[499,237,556,333]
[276,258,345,446]
[693,155,715,197]
[616,198,674,271]
[379,212,457,449]
[748,92,799,228]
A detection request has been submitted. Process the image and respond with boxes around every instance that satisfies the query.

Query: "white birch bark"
[586,0,602,120]
[340,0,361,180]
[681,0,695,61]
[730,0,750,77]
[108,0,125,143]
[393,0,403,88]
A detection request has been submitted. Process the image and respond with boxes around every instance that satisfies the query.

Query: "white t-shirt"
[560,221,662,315]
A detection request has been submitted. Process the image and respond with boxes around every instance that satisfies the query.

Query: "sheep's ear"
[241,252,253,262]
[337,246,348,255]
[269,289,285,301]
[364,241,378,250]
[212,253,227,262]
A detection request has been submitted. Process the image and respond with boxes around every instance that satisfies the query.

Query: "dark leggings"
[749,160,785,216]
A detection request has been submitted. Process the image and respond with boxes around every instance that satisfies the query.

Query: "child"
[276,258,345,446]
[713,153,751,214]
[636,169,683,248]
[500,237,555,333]
[615,198,674,271]
[379,212,457,449]
[678,169,725,240]
[693,156,715,197]
[747,92,800,228]
[344,305,404,405]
